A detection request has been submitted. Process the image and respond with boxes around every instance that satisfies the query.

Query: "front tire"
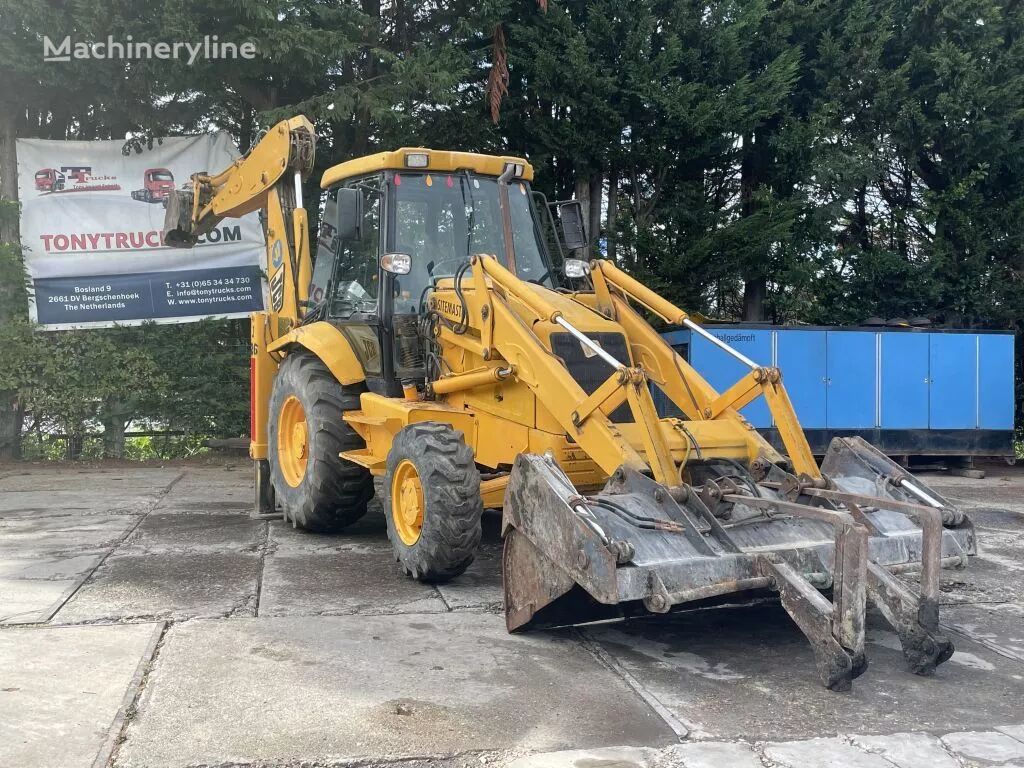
[382,423,483,581]
[268,352,373,532]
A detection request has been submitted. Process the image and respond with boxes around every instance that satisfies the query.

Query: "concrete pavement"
[1,460,1023,767]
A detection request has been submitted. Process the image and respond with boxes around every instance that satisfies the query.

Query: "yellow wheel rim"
[391,459,424,545]
[277,395,309,488]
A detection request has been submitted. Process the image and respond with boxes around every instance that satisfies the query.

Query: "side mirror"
[558,201,588,251]
[336,188,363,241]
[381,253,411,275]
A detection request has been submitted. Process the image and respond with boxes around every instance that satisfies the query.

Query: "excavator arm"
[164,115,316,328]
[163,116,364,492]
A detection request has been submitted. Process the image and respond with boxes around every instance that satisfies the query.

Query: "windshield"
[151,171,173,181]
[390,172,553,313]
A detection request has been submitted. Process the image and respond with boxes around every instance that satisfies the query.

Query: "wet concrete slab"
[0,514,138,556]
[928,472,1024,515]
[268,504,393,555]
[0,466,178,517]
[115,613,674,767]
[151,466,253,514]
[123,512,264,554]
[0,577,79,624]
[0,466,181,493]
[259,550,447,616]
[0,514,135,625]
[923,553,1024,606]
[0,622,159,768]
[942,601,1024,663]
[54,551,259,623]
[583,603,1024,741]
[436,542,505,611]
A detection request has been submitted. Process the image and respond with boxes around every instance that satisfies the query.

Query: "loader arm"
[587,259,821,479]
[424,254,973,691]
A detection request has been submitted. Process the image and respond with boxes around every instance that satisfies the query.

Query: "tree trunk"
[606,168,618,263]
[742,279,767,322]
[740,132,766,321]
[588,173,602,255]
[102,419,127,459]
[100,397,128,459]
[0,106,22,460]
[573,175,591,255]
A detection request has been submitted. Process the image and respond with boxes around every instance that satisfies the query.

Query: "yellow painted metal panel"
[321,148,534,188]
[268,321,366,385]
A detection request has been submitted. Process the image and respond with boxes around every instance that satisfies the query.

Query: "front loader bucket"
[502,439,974,691]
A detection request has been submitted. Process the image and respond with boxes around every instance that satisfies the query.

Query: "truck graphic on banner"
[131,168,175,204]
[34,168,66,192]
[17,133,266,329]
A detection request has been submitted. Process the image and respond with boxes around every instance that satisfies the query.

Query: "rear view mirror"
[558,201,587,251]
[336,188,363,241]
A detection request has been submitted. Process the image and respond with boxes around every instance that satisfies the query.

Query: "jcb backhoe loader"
[164,116,975,691]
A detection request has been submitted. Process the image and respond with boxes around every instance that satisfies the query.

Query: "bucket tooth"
[867,562,954,675]
[818,435,969,675]
[759,558,863,691]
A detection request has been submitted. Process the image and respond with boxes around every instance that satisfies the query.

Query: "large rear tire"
[382,422,483,581]
[268,352,373,532]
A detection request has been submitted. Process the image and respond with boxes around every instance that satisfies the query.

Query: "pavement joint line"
[38,470,187,624]
[151,747,514,768]
[942,621,1024,663]
[253,520,270,617]
[148,469,190,512]
[574,627,696,742]
[91,619,168,768]
[39,513,149,623]
[433,584,453,611]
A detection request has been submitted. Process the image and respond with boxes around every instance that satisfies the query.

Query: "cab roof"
[320,147,534,188]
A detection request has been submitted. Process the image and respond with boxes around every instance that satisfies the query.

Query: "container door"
[880,333,929,429]
[826,331,877,428]
[978,334,1014,430]
[690,329,773,427]
[929,334,978,429]
[776,330,826,429]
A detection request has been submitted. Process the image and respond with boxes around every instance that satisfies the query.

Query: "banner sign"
[16,133,266,329]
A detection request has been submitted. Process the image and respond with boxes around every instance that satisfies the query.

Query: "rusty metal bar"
[801,486,959,526]
[722,494,857,529]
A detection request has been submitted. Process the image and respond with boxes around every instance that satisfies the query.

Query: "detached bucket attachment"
[502,438,974,691]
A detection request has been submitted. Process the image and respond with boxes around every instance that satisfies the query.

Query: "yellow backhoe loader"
[164,115,975,691]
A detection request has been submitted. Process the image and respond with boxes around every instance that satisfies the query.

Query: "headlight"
[563,258,590,279]
[405,152,429,168]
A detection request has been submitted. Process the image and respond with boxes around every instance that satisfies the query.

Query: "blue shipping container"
[653,325,1015,457]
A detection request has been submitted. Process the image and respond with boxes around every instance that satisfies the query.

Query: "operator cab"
[310,149,581,396]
